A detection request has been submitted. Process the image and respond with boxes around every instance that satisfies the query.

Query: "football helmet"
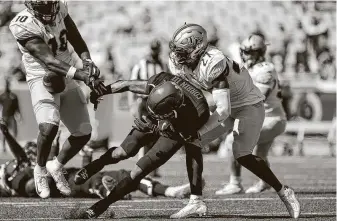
[169,23,208,66]
[146,81,184,120]
[240,34,267,68]
[25,0,60,24]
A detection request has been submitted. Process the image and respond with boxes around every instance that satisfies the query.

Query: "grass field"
[0,153,335,220]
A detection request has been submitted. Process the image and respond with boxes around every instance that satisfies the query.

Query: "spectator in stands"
[293,21,310,74]
[269,24,290,73]
[208,22,219,47]
[251,22,266,40]
[106,45,123,82]
[128,39,167,177]
[0,2,15,27]
[302,12,329,58]
[0,77,22,152]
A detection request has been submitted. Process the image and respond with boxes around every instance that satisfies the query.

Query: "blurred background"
[0,0,335,157]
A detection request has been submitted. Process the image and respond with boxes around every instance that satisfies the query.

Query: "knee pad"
[38,123,59,141]
[71,122,92,137]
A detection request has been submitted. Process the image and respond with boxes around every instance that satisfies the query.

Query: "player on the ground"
[0,119,196,199]
[9,0,106,198]
[215,34,287,195]
[72,72,209,219]
[167,23,300,218]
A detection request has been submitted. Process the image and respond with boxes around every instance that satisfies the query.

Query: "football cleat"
[245,180,271,193]
[278,185,301,218]
[46,161,71,196]
[33,166,50,199]
[170,199,207,218]
[215,183,244,195]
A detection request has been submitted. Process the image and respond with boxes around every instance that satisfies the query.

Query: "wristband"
[66,66,77,79]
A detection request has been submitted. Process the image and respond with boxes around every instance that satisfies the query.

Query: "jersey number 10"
[48,29,68,56]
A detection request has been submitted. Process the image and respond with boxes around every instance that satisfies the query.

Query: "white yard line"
[0,196,334,206]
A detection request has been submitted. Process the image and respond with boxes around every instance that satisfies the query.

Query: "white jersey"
[169,45,264,108]
[9,0,78,81]
[249,61,286,118]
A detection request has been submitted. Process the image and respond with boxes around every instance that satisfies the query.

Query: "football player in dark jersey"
[73,72,210,219]
[0,119,199,199]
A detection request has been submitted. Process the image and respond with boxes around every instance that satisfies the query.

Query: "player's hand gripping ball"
[43,71,66,94]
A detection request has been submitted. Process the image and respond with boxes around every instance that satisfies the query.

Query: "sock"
[237,154,283,192]
[34,165,47,174]
[50,157,63,170]
[229,175,241,185]
[190,194,202,201]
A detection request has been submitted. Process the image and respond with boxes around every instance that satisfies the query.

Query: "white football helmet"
[240,34,267,68]
[169,23,208,66]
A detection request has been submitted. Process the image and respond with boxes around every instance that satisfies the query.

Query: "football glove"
[82,59,100,79]
[157,120,177,138]
[133,116,159,134]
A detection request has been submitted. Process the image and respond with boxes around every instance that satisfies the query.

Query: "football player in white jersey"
[9,0,106,199]
[168,24,300,219]
[215,35,288,195]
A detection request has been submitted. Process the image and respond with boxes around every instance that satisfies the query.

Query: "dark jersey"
[146,72,210,137]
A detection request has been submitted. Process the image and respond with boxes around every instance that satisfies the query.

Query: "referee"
[128,39,167,177]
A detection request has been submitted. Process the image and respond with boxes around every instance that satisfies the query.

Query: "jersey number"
[47,29,68,56]
[15,16,28,23]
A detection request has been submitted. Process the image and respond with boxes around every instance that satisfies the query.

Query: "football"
[43,71,66,94]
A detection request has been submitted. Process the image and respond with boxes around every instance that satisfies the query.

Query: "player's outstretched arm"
[24,38,88,81]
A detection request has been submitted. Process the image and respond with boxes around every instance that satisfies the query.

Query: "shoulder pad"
[253,62,275,84]
[202,46,226,82]
[59,0,69,19]
[9,10,44,40]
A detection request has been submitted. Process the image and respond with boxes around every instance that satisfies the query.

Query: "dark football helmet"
[146,81,184,120]
[25,0,60,24]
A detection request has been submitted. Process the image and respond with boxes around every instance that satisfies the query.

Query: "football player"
[0,119,195,199]
[215,35,287,195]
[72,72,210,219]
[167,24,300,218]
[9,0,106,199]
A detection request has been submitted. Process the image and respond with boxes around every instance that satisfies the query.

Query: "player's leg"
[0,119,28,162]
[246,117,287,193]
[74,128,159,185]
[170,143,207,218]
[27,77,61,198]
[233,102,300,218]
[215,131,245,195]
[82,136,182,219]
[46,84,91,196]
